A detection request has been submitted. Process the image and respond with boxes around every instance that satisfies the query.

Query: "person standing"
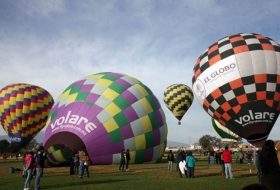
[23,151,35,190]
[125,149,131,171]
[210,149,215,164]
[167,150,174,171]
[34,146,46,190]
[223,146,234,179]
[215,151,219,164]
[219,148,225,178]
[177,149,186,178]
[73,150,80,175]
[81,151,90,178]
[239,150,244,164]
[119,149,126,171]
[3,153,7,162]
[79,147,86,178]
[22,153,27,178]
[256,150,262,184]
[70,149,77,175]
[234,151,239,164]
[247,151,252,164]
[186,151,196,178]
[258,140,280,190]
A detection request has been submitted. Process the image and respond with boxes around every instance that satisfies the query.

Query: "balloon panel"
[43,72,168,164]
[192,33,280,147]
[0,83,54,146]
[163,84,193,121]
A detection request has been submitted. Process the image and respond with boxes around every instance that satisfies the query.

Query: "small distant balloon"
[0,83,54,147]
[163,84,193,124]
[192,33,280,147]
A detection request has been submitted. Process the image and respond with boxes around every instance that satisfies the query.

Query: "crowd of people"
[3,139,279,190]
[167,140,280,190]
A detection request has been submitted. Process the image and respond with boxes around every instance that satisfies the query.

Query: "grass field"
[1,157,259,190]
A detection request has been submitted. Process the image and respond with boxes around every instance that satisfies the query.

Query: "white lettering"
[85,122,97,133]
[49,111,97,133]
[234,110,275,126]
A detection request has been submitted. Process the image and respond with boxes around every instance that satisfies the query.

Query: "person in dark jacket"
[125,149,131,171]
[34,146,46,190]
[167,150,174,171]
[118,149,126,171]
[258,140,280,190]
[177,149,187,178]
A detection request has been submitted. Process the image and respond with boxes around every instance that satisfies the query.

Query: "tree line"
[0,139,41,154]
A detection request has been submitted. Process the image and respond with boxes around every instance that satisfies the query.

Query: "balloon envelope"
[0,83,54,147]
[192,33,280,147]
[43,72,168,164]
[163,84,193,124]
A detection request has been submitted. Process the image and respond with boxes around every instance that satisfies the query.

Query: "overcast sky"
[1,0,280,145]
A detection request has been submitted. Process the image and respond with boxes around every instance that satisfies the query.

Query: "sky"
[0,0,280,145]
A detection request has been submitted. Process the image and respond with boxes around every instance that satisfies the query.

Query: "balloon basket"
[178,121,181,125]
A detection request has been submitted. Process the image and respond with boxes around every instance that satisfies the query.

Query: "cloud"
[0,1,280,144]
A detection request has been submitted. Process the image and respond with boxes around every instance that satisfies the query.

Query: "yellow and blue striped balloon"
[0,83,54,147]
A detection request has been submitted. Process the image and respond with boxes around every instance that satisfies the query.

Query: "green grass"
[1,158,259,190]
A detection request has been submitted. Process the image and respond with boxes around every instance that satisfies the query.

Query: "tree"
[9,142,21,153]
[199,135,222,150]
[0,139,10,153]
[25,139,39,150]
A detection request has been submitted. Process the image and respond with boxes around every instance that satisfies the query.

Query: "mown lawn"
[0,158,259,190]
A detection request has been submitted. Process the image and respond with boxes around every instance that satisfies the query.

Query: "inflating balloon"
[211,118,240,147]
[43,72,168,164]
[46,144,72,165]
[0,83,54,147]
[163,84,193,124]
[192,33,280,147]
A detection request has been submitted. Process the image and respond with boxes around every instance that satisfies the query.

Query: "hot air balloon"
[43,72,168,165]
[211,118,240,147]
[163,84,193,125]
[46,144,72,165]
[192,33,280,147]
[0,83,54,147]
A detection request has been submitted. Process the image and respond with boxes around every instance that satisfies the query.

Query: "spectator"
[118,149,126,171]
[23,151,35,190]
[167,150,174,171]
[3,153,7,162]
[73,149,79,175]
[79,147,86,178]
[256,150,261,184]
[81,150,90,178]
[234,151,239,164]
[210,149,215,164]
[219,148,225,178]
[258,140,280,190]
[177,149,187,178]
[22,152,27,178]
[34,146,46,190]
[223,146,234,179]
[126,149,131,171]
[186,150,196,178]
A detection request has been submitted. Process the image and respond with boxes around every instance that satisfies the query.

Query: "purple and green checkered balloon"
[43,72,168,164]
